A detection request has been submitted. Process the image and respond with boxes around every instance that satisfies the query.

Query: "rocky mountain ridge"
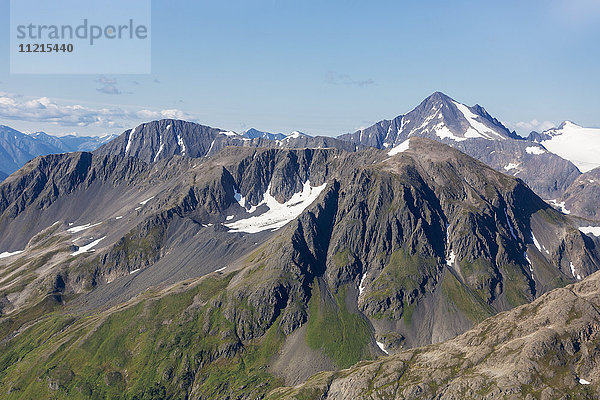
[0,137,599,398]
[270,269,600,399]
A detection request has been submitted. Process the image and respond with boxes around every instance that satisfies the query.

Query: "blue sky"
[0,0,599,137]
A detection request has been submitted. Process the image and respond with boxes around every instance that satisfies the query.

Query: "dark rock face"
[338,92,517,147]
[559,167,600,221]
[94,119,360,164]
[94,119,225,162]
[337,92,581,200]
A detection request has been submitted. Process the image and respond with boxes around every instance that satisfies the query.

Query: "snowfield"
[67,222,102,233]
[579,226,600,237]
[71,236,106,256]
[453,101,507,140]
[225,180,327,233]
[537,121,600,172]
[0,250,24,259]
[388,139,411,155]
[525,146,545,155]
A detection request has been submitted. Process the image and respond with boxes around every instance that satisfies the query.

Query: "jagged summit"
[338,91,517,149]
[337,92,581,199]
[95,119,358,162]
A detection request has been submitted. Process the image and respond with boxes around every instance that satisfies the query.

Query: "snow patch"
[215,266,227,273]
[220,131,239,137]
[453,101,506,140]
[538,122,600,172]
[234,188,246,208]
[358,273,367,295]
[446,250,456,267]
[125,126,137,154]
[286,131,305,139]
[531,232,549,254]
[579,226,600,237]
[388,139,410,156]
[205,139,216,157]
[548,199,571,214]
[67,222,102,233]
[71,236,105,256]
[115,216,123,220]
[130,268,140,274]
[579,378,591,385]
[153,135,164,162]
[177,131,187,155]
[376,341,389,354]
[139,196,155,205]
[432,123,468,142]
[525,146,545,155]
[504,163,520,171]
[0,250,24,259]
[525,251,534,278]
[224,180,327,233]
[226,215,234,221]
[570,262,582,280]
[504,209,517,240]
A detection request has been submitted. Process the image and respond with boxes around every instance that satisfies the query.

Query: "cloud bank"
[325,71,375,87]
[0,92,196,130]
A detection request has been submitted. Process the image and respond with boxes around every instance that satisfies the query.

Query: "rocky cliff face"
[94,119,359,164]
[558,167,600,221]
[0,137,598,399]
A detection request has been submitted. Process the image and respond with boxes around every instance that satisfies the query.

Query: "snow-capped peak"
[535,121,600,172]
[287,131,306,139]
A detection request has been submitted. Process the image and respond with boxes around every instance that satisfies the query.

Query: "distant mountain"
[338,92,581,199]
[242,128,286,141]
[339,91,519,147]
[0,125,115,181]
[0,125,65,176]
[528,121,600,173]
[558,166,600,221]
[32,131,118,152]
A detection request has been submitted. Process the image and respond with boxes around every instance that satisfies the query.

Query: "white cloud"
[506,119,556,134]
[136,109,189,120]
[326,71,375,87]
[0,92,196,129]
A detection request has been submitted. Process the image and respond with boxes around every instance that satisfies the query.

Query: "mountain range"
[0,125,116,180]
[0,92,599,399]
